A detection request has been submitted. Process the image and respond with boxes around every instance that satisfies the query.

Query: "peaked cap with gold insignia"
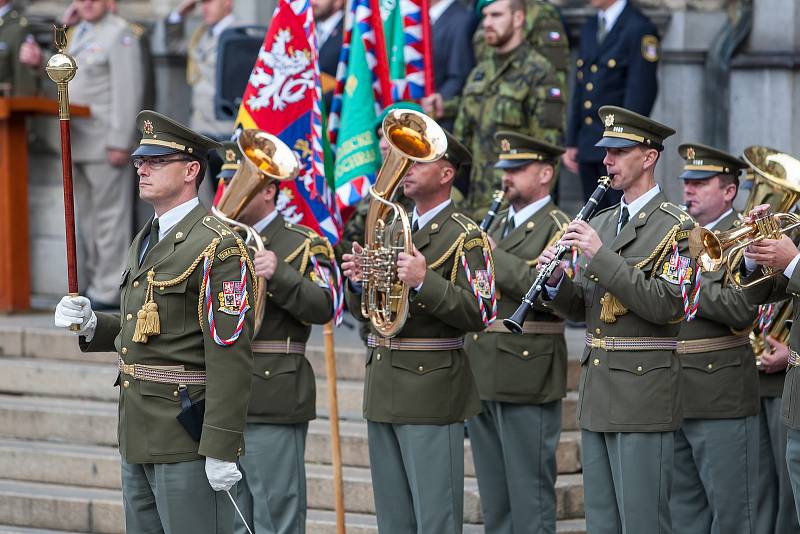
[216,141,242,182]
[677,142,746,181]
[493,131,565,169]
[132,110,221,159]
[443,129,472,171]
[595,105,675,151]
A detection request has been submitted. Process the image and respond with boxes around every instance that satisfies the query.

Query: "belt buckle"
[372,336,391,348]
[590,336,603,350]
[121,362,135,375]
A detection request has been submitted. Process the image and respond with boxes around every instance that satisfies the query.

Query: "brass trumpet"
[212,129,301,334]
[689,146,800,287]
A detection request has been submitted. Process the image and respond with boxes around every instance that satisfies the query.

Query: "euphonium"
[212,129,301,335]
[688,146,800,287]
[360,109,448,338]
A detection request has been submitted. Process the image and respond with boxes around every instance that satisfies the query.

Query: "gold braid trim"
[600,225,680,324]
[450,236,466,284]
[133,238,221,343]
[428,232,465,272]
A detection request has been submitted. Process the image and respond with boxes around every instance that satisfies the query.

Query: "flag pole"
[46,25,80,329]
[323,321,346,533]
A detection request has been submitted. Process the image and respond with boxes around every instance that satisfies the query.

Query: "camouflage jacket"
[453,43,565,221]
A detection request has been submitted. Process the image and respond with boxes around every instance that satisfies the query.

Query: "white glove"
[205,457,242,492]
[54,296,97,338]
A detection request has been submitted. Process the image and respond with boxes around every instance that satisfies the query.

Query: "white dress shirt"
[253,209,279,234]
[598,0,627,33]
[412,199,452,231]
[506,195,551,231]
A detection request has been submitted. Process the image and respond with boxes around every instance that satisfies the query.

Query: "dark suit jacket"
[566,3,659,162]
[318,14,344,78]
[432,0,476,130]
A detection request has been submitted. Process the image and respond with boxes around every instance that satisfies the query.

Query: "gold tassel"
[600,292,628,323]
[132,301,160,343]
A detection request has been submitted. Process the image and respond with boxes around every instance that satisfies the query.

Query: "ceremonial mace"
[46,26,80,330]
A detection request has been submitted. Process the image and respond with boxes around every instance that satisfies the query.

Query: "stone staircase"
[0,325,586,533]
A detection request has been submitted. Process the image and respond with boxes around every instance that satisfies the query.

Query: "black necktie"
[412,219,420,233]
[618,207,629,235]
[141,218,160,264]
[503,216,515,239]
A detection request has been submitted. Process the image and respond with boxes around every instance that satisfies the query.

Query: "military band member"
[231,163,339,534]
[742,204,800,524]
[341,132,493,533]
[669,144,760,534]
[465,132,569,534]
[756,334,800,534]
[54,111,255,534]
[538,106,696,534]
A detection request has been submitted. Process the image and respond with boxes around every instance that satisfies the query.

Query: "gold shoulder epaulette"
[285,221,319,240]
[451,212,480,234]
[659,202,696,230]
[548,209,571,229]
[309,234,335,259]
[202,215,240,241]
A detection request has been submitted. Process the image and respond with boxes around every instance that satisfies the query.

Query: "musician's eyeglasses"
[132,156,193,170]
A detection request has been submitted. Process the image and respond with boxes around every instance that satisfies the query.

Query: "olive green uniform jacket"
[466,201,570,404]
[743,263,800,429]
[248,215,335,424]
[543,193,696,432]
[454,44,565,220]
[0,6,36,96]
[345,204,492,424]
[81,205,255,463]
[677,211,759,419]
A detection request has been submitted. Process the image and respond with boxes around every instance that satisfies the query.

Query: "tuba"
[212,129,301,335]
[360,109,448,338]
[689,146,800,286]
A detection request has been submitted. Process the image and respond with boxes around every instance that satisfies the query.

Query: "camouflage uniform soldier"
[444,0,565,221]
[54,111,255,534]
[472,0,569,87]
[0,1,36,95]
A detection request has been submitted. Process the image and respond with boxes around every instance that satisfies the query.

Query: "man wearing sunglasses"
[54,110,256,534]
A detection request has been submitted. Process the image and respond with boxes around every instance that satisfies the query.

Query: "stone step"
[0,463,584,531]
[0,358,580,431]
[0,393,582,475]
[0,326,583,389]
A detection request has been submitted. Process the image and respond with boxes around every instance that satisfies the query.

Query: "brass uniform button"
[608,58,617,68]
[126,313,133,321]
[121,347,128,355]
[175,232,183,239]
[418,365,424,372]
[707,363,713,369]
[473,334,478,341]
[522,350,529,357]
[577,59,584,67]
[584,117,593,125]
[593,358,600,366]
[237,447,242,455]
[431,223,438,230]
[586,82,594,91]
[595,328,601,335]
[132,280,140,288]
[636,365,643,372]
[173,390,178,397]
[584,100,592,109]
[376,354,382,361]
[264,370,271,376]
[577,71,584,80]
[590,64,598,73]
[122,380,130,389]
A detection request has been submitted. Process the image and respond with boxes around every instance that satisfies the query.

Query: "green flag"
[382,0,406,83]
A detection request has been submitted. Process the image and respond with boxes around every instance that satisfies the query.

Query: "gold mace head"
[45,25,77,85]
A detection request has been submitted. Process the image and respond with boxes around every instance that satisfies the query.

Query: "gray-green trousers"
[236,423,309,534]
[670,416,759,534]
[757,397,800,534]
[466,399,561,534]
[786,429,800,525]
[581,430,674,534]
[367,420,464,534]
[121,458,235,534]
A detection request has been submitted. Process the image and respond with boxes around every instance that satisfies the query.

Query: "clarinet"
[503,176,612,334]
[480,187,507,232]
